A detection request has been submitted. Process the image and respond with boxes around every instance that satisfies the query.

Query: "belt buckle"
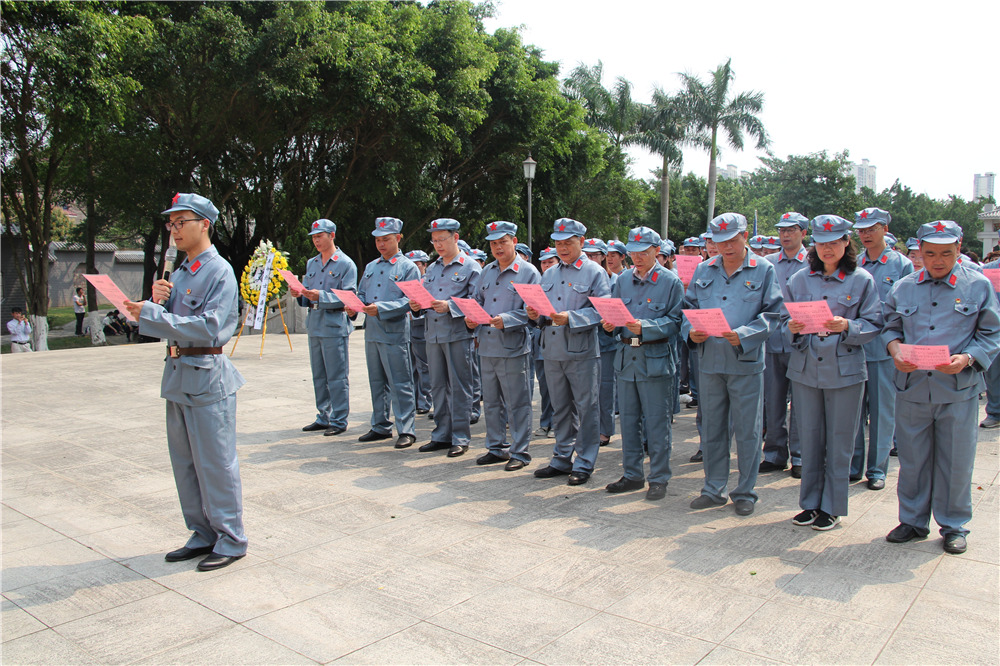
[169,345,179,358]
[629,337,641,348]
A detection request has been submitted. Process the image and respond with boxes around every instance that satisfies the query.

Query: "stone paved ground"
[2,334,998,664]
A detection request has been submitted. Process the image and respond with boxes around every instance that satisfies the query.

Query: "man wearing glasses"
[124,193,247,572]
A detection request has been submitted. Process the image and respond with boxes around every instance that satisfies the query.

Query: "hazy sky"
[483,0,999,202]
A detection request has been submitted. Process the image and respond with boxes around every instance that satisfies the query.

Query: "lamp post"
[522,154,537,256]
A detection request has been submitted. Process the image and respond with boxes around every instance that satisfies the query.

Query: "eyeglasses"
[164,218,202,231]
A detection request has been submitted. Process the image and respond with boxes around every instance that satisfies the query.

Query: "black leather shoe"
[758,460,787,473]
[534,465,569,479]
[324,426,346,436]
[196,553,245,572]
[734,499,755,516]
[686,399,698,408]
[416,408,430,415]
[790,465,802,479]
[646,482,667,501]
[689,450,703,463]
[889,447,898,457]
[599,437,611,447]
[302,422,327,432]
[886,523,927,543]
[418,440,451,452]
[447,444,468,458]
[476,451,508,465]
[605,476,645,493]
[394,434,416,449]
[943,533,967,554]
[849,473,864,482]
[470,415,480,425]
[690,494,727,510]
[567,471,590,486]
[358,430,392,442]
[165,545,214,562]
[867,478,886,490]
[504,459,527,471]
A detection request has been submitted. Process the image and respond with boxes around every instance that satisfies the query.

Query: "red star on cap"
[782,213,790,219]
[718,221,728,230]
[934,221,946,232]
[587,239,596,245]
[378,220,386,228]
[489,222,497,230]
[432,221,438,228]
[860,210,868,219]
[558,223,566,231]
[633,233,642,241]
[172,193,180,204]
[312,222,319,228]
[823,221,834,231]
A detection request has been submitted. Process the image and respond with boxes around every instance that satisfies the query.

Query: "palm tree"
[678,59,769,225]
[636,88,707,239]
[564,61,644,152]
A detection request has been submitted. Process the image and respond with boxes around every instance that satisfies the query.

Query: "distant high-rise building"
[973,173,995,201]
[852,159,877,193]
[718,164,740,181]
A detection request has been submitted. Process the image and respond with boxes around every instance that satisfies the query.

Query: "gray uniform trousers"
[482,354,533,461]
[792,382,865,516]
[366,340,416,436]
[851,358,895,480]
[535,358,553,430]
[410,320,432,412]
[598,348,617,438]
[619,375,673,484]
[895,397,979,536]
[428,339,475,447]
[762,351,800,466]
[985,356,1000,419]
[166,395,246,556]
[545,358,600,474]
[309,336,350,429]
[699,371,763,502]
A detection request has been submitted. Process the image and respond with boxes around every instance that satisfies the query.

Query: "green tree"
[678,58,769,225]
[756,150,859,219]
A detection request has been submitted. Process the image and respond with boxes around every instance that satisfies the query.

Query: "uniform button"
[561,281,565,284]
[927,371,933,376]
[931,302,938,306]
[493,298,497,302]
[722,296,727,301]
[818,357,823,362]
[823,295,828,299]
[377,284,381,287]
[929,325,935,330]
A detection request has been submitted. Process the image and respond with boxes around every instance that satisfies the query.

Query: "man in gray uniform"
[350,217,420,449]
[760,212,810,478]
[982,255,1000,429]
[124,192,246,571]
[603,227,685,500]
[411,218,482,457]
[852,207,913,490]
[293,218,357,436]
[883,220,1000,554]
[470,221,540,471]
[528,218,611,485]
[405,250,433,415]
[683,213,783,516]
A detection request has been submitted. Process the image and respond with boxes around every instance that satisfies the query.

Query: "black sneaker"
[792,509,818,526]
[812,511,840,531]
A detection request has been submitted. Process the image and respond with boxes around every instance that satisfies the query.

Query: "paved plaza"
[2,333,998,664]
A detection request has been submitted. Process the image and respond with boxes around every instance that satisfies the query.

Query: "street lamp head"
[522,154,537,181]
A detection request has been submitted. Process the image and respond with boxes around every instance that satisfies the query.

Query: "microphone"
[159,237,177,304]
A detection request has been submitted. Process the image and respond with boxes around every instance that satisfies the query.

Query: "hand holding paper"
[396,280,434,309]
[897,344,952,370]
[682,308,731,337]
[514,283,555,317]
[785,300,835,335]
[331,289,366,312]
[83,274,136,321]
[452,297,493,325]
[279,269,305,292]
[589,297,635,327]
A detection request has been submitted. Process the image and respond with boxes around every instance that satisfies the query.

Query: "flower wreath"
[239,240,290,304]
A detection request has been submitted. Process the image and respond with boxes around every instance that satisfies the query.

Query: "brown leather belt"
[168,345,223,358]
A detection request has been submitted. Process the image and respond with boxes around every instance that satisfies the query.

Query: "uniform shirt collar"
[438,252,465,267]
[560,255,586,270]
[916,264,960,288]
[181,245,218,274]
[809,268,848,282]
[631,265,661,284]
[780,247,806,263]
[497,257,522,275]
[707,249,756,273]
[860,246,891,266]
[378,251,403,264]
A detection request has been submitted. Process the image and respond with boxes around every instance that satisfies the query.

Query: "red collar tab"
[650,270,659,283]
[708,256,720,266]
[189,259,202,274]
[748,257,757,268]
[332,253,339,262]
[879,254,888,264]
[389,256,397,264]
[796,249,806,261]
[574,257,584,269]
[458,255,465,265]
[511,262,519,273]
[949,273,958,286]
[838,270,846,281]
[917,269,927,283]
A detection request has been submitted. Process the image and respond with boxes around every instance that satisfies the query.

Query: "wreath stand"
[230,296,293,358]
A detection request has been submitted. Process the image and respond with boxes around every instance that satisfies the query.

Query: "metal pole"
[526,179,533,257]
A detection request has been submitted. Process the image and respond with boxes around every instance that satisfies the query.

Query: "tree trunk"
[84,139,100,328]
[30,314,49,351]
[660,154,670,239]
[705,126,719,226]
[87,311,106,345]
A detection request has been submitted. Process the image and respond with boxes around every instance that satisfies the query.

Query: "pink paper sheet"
[984,268,1000,292]
[513,283,556,317]
[674,255,702,286]
[83,274,136,321]
[898,344,953,370]
[278,269,305,292]
[331,289,366,311]
[452,297,493,325]
[785,300,835,335]
[589,297,635,327]
[396,280,435,309]
[682,308,731,337]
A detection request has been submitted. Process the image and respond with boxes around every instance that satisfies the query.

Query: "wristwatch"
[966,354,975,369]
